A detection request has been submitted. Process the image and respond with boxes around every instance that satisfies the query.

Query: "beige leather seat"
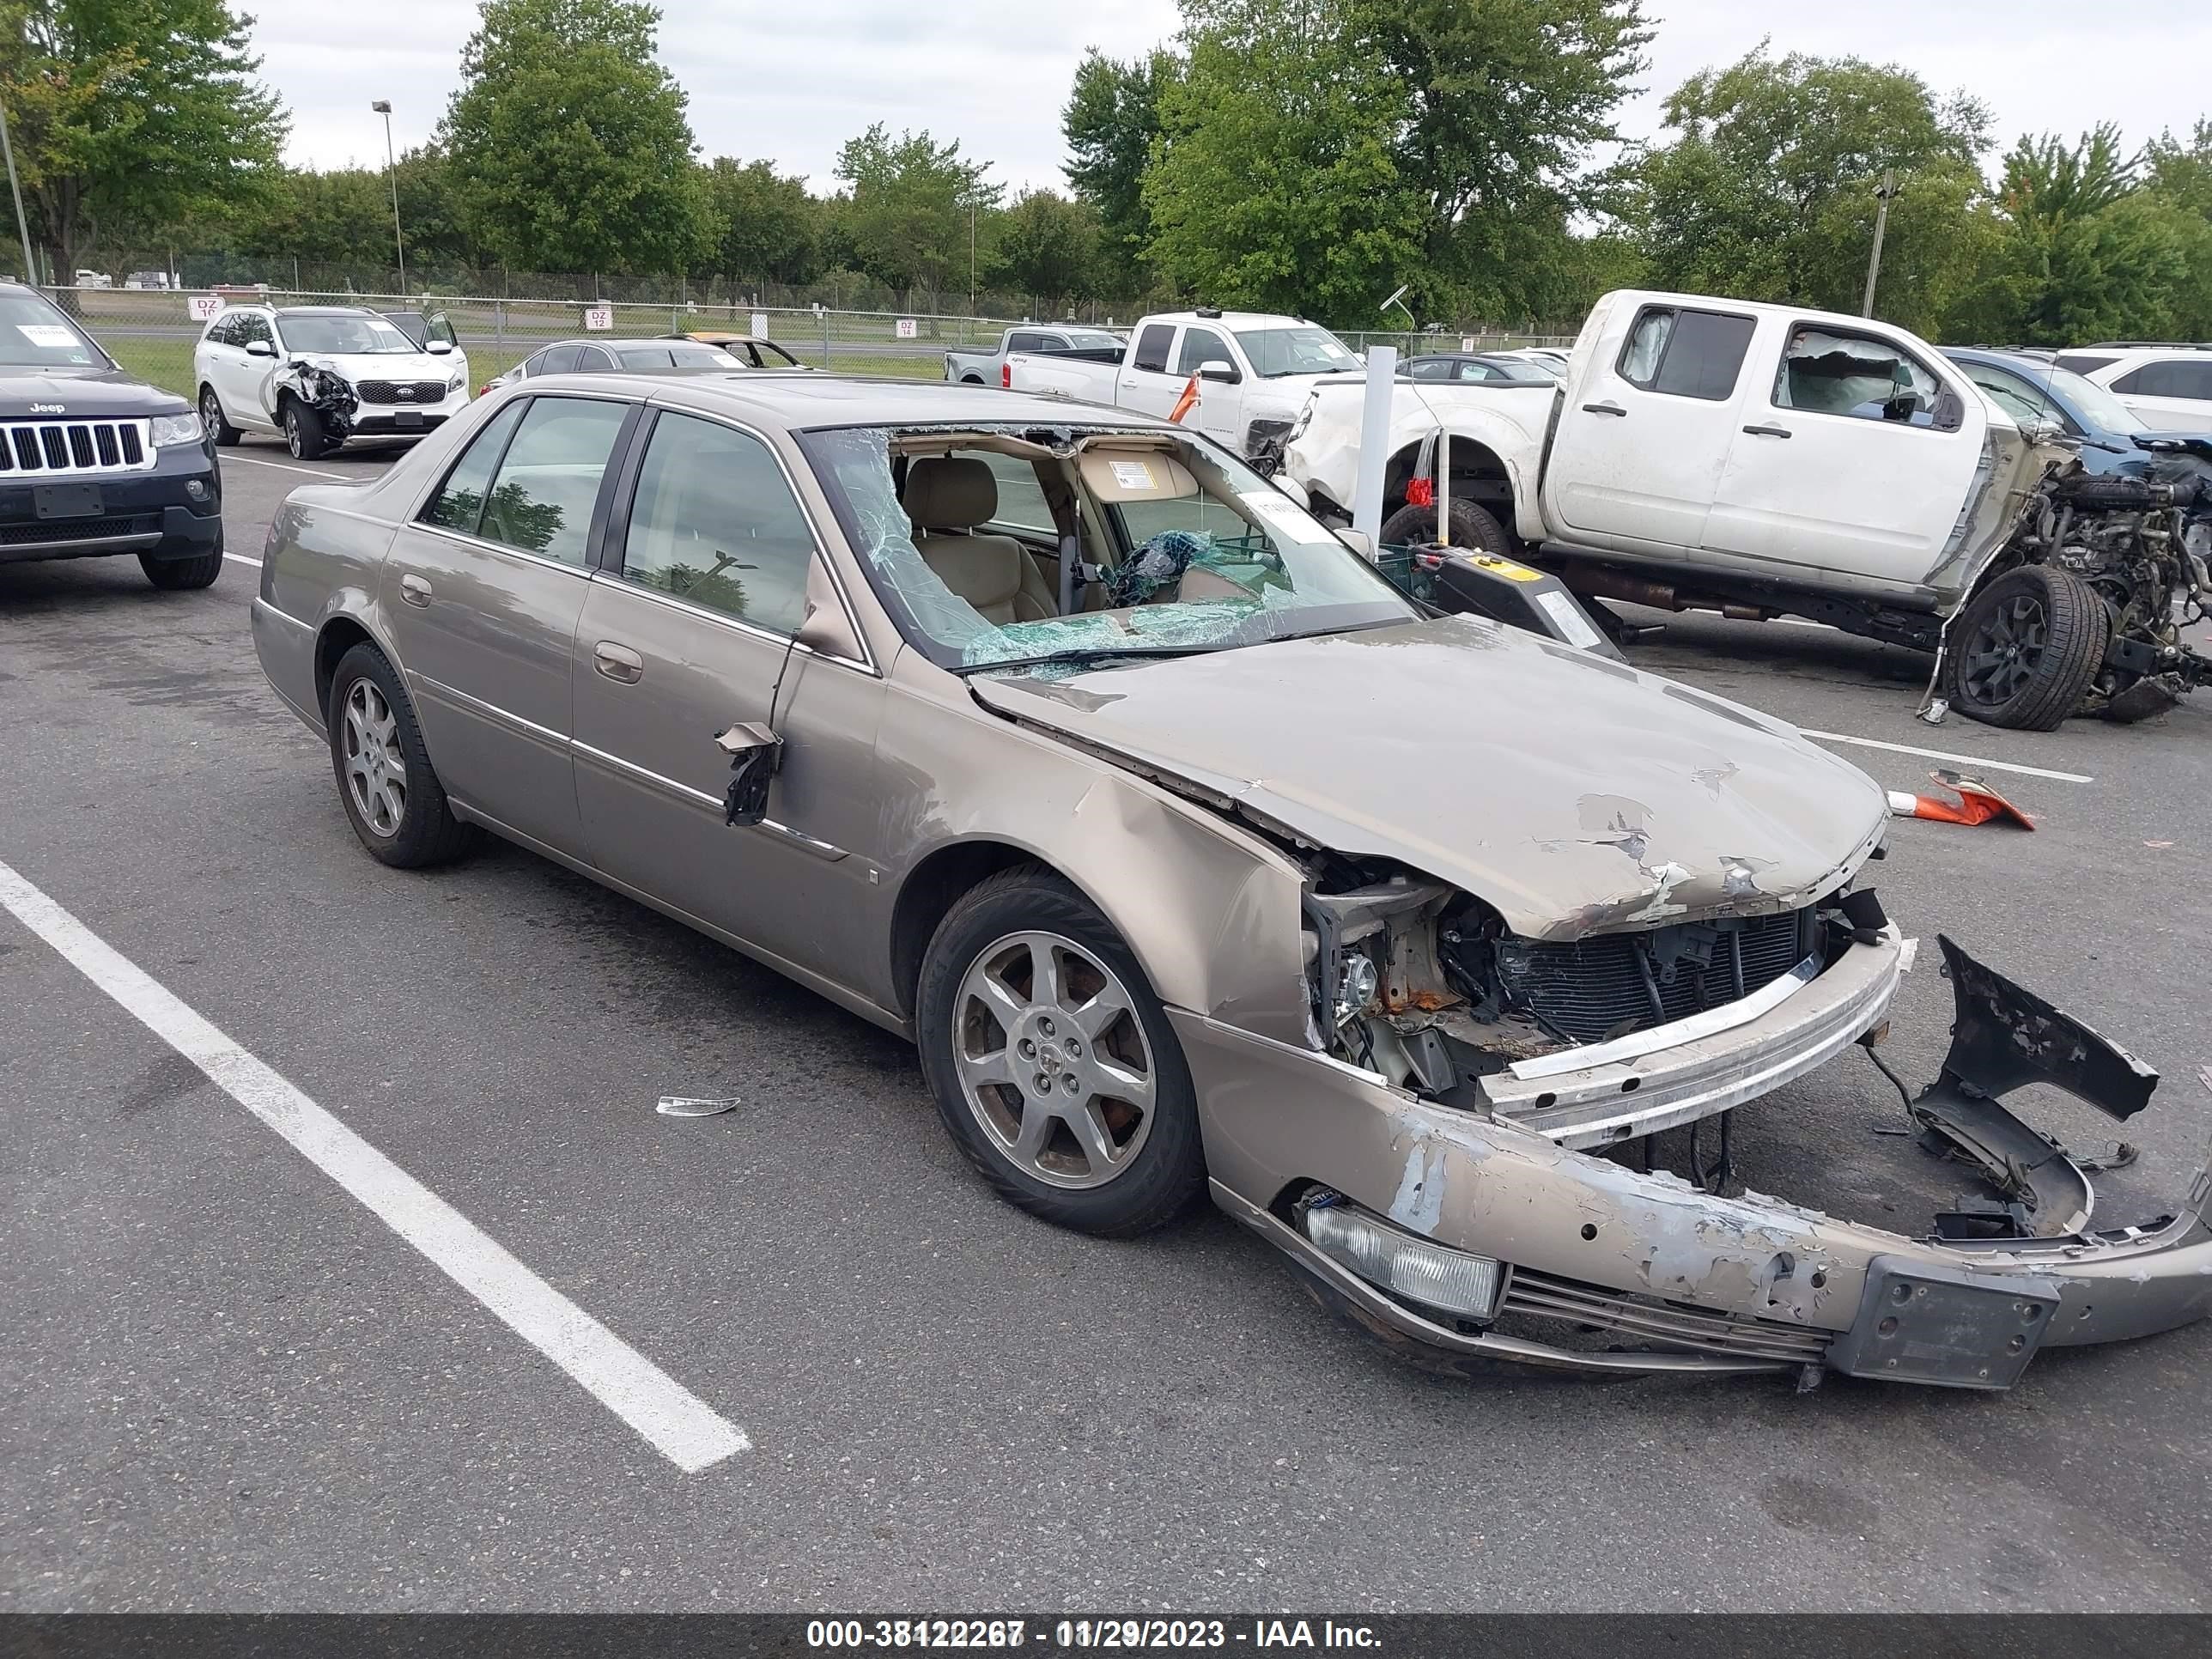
[905,457,1057,623]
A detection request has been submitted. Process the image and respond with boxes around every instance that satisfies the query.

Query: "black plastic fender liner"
[1907,934,2159,1238]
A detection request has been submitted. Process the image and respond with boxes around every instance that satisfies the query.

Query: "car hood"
[969,615,1888,941]
[0,365,188,415]
[294,353,453,379]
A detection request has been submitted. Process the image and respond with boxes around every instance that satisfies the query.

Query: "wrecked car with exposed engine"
[1285,289,2212,731]
[251,374,2212,1392]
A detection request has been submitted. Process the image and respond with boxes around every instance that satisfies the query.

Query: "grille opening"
[1482,909,1819,1044]
[0,419,152,473]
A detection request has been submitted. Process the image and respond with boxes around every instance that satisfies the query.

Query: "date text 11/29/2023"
[805,1620,1383,1650]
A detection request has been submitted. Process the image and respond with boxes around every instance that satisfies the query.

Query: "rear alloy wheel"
[917,867,1204,1237]
[199,385,240,447]
[325,642,471,867]
[1944,565,2107,731]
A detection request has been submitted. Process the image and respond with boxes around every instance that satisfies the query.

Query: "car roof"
[1143,310,1314,329]
[519,370,1176,431]
[273,305,379,317]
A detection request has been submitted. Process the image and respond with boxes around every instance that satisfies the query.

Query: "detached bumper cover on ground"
[1184,936,2212,1389]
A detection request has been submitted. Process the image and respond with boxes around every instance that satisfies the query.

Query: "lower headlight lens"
[447,372,465,394]
[1304,1199,1501,1319]
[150,412,205,447]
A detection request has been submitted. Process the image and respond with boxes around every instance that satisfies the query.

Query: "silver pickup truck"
[944,325,1125,386]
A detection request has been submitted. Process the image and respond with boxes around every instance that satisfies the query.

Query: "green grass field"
[103,334,944,403]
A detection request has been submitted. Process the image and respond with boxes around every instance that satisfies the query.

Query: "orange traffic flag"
[1167,373,1200,423]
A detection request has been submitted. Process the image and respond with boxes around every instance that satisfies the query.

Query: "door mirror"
[793,562,865,661]
[714,722,782,828]
[1197,359,1239,384]
[1881,389,1926,424]
[427,338,453,356]
[245,337,275,358]
[1930,385,1966,433]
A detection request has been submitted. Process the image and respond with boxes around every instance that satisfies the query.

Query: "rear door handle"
[1583,400,1626,417]
[398,574,432,606]
[594,641,643,684]
[1741,423,1792,439]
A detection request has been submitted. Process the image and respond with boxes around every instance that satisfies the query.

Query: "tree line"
[5,0,2210,343]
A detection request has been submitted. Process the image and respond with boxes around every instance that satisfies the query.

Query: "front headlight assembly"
[151,412,205,447]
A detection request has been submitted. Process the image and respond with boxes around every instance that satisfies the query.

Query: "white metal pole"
[1436,429,1450,548]
[1350,345,1397,550]
[0,96,39,286]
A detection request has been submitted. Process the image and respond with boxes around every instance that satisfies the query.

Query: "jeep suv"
[0,281,222,588]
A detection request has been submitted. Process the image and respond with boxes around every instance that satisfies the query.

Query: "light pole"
[372,100,406,296]
[0,93,39,287]
[1862,168,1898,319]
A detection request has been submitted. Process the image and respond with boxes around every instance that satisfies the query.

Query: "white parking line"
[223,552,262,568]
[0,857,749,1474]
[1799,728,2093,785]
[220,453,349,482]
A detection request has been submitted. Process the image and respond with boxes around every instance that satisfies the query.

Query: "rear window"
[1617,306,1754,401]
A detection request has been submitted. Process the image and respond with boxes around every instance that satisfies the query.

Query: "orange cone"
[1886,769,2034,830]
[1166,373,1200,423]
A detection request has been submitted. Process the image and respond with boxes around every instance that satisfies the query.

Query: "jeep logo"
[29,402,64,414]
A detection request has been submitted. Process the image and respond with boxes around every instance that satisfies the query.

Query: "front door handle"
[594,641,643,684]
[398,574,433,606]
[1741,423,1793,439]
[1583,400,1626,417]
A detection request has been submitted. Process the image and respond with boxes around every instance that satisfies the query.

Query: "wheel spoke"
[957,1046,1017,1092]
[1071,983,1131,1041]
[1026,938,1062,1011]
[1091,1055,1154,1109]
[1066,1099,1121,1174]
[970,972,1028,1035]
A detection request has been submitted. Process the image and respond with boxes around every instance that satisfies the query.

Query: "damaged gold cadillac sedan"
[250,374,2212,1392]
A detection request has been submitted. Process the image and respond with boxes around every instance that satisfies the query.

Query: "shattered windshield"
[798,422,1417,675]
[1234,326,1360,378]
[279,314,416,356]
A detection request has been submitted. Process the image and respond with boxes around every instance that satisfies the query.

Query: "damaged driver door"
[570,406,885,984]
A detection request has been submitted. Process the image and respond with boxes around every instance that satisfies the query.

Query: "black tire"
[198,384,240,447]
[140,531,223,591]
[1945,565,2108,731]
[283,397,333,460]
[1379,496,1512,556]
[325,642,472,867]
[915,865,1206,1237]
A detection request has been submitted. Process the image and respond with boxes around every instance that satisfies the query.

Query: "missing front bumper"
[1185,936,2212,1390]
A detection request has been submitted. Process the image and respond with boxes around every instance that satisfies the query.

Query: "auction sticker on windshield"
[17,325,77,349]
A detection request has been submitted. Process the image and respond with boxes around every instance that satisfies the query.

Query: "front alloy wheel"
[951,930,1158,1189]
[340,677,407,838]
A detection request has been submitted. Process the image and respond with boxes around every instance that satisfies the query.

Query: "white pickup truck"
[1007,307,1364,461]
[1280,289,2111,721]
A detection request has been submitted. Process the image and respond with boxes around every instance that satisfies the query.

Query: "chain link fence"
[46,282,1581,400]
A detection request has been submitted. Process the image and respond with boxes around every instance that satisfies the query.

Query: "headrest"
[904,456,999,528]
[1078,448,1198,502]
[919,535,1022,611]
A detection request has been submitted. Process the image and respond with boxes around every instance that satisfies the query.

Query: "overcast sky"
[269,1,2212,192]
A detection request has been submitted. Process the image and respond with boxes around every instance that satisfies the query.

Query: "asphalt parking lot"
[6,434,2212,1613]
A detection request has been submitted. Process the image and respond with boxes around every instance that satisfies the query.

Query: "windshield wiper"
[954,644,1220,677]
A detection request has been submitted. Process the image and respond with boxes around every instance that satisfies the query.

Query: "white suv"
[2054,343,2212,429]
[194,304,471,459]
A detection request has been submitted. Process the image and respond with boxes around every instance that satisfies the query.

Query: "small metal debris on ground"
[1887,769,2034,830]
[656,1096,741,1118]
[2146,840,2175,848]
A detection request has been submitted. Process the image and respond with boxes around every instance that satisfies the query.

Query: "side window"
[1618,306,1753,400]
[2113,361,2212,401]
[1457,362,1501,382]
[428,315,457,348]
[419,400,529,536]
[1133,323,1175,374]
[615,346,672,370]
[619,411,817,634]
[477,397,630,566]
[1007,331,1047,353]
[957,448,1054,536]
[1773,325,1943,426]
[2172,363,2212,401]
[538,344,582,374]
[2056,354,2119,377]
[206,316,234,347]
[1407,358,1450,380]
[1176,326,1233,375]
